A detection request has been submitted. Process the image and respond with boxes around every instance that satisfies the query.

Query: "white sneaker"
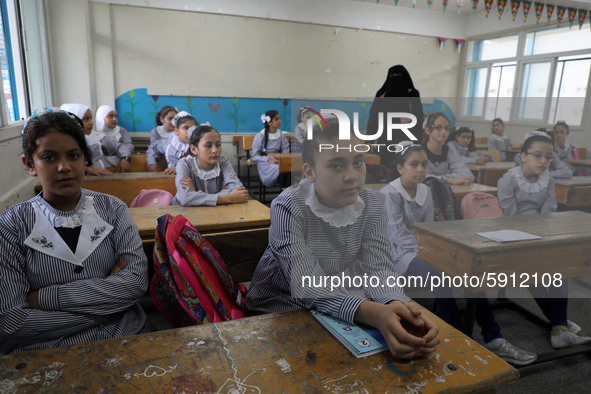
[484,338,537,366]
[551,329,591,349]
[567,320,582,335]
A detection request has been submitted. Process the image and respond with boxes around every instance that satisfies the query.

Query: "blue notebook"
[311,310,388,358]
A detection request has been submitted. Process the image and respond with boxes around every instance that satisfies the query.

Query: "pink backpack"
[130,189,174,207]
[460,192,503,219]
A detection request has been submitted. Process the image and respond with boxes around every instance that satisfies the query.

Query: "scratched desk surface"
[0,307,517,393]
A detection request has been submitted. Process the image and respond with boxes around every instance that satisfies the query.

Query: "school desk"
[268,153,382,174]
[467,162,515,186]
[554,176,591,208]
[233,135,255,179]
[364,183,497,205]
[130,201,271,283]
[567,159,591,169]
[0,306,518,393]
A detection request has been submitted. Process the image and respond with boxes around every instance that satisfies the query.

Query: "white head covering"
[524,130,551,141]
[59,103,89,121]
[95,105,120,142]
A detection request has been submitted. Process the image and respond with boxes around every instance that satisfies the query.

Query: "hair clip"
[524,130,551,141]
[172,111,191,127]
[187,125,197,140]
[21,107,74,134]
[261,114,271,124]
[398,140,422,155]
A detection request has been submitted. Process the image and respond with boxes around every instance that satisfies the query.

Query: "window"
[0,1,19,122]
[463,25,591,127]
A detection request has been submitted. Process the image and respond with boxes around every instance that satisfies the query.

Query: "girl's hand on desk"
[218,187,249,204]
[476,156,489,165]
[445,176,471,185]
[117,159,131,173]
[180,175,196,191]
[147,164,158,172]
[268,157,279,165]
[86,166,112,176]
[163,166,176,175]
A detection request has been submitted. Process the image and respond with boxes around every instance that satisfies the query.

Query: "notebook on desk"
[311,310,388,358]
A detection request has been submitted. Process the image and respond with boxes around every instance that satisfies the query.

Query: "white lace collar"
[188,156,220,180]
[85,131,105,146]
[102,125,121,142]
[156,125,173,139]
[304,181,364,228]
[391,178,428,206]
[450,141,468,152]
[510,166,551,193]
[259,128,282,140]
[489,133,506,142]
[34,191,91,228]
[170,134,190,153]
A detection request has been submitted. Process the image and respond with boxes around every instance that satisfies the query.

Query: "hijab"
[375,65,417,98]
[95,105,121,142]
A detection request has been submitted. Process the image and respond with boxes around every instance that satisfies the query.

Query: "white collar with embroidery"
[489,133,506,142]
[85,131,105,147]
[260,128,282,140]
[188,156,220,181]
[156,125,173,139]
[391,178,429,206]
[170,134,190,152]
[510,166,551,193]
[304,181,365,228]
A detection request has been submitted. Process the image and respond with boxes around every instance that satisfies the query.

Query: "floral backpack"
[150,214,248,327]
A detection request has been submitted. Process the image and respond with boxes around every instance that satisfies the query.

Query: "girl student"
[294,107,314,144]
[251,110,290,187]
[553,121,582,176]
[246,117,440,359]
[379,142,536,365]
[0,109,149,354]
[172,125,248,206]
[59,103,112,176]
[497,131,591,349]
[422,112,474,185]
[95,105,135,173]
[513,129,572,179]
[487,118,513,161]
[146,105,178,172]
[447,127,490,165]
[164,111,197,175]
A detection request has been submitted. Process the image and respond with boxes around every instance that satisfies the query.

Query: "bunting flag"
[412,0,416,8]
[472,0,479,15]
[523,0,532,22]
[534,2,544,23]
[428,0,433,9]
[546,3,555,22]
[578,9,587,30]
[438,37,447,51]
[567,7,577,28]
[497,0,508,19]
[394,0,399,5]
[457,0,464,14]
[443,0,449,13]
[556,5,566,25]
[510,0,520,20]
[485,0,493,17]
[456,39,465,53]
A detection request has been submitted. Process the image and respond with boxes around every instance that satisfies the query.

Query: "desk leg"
[236,145,241,179]
[464,298,477,337]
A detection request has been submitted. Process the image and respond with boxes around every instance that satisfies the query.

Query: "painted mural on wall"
[115,88,455,134]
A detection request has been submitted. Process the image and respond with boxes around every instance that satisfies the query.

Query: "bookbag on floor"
[150,214,248,327]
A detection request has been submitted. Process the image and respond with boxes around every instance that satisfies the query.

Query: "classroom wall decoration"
[534,2,544,22]
[556,6,566,26]
[484,0,493,17]
[115,89,456,134]
[497,0,508,19]
[510,0,520,21]
[522,0,532,22]
[579,9,588,29]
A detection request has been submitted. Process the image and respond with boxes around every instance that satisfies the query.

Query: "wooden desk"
[35,172,176,206]
[268,153,381,175]
[0,307,518,393]
[467,162,515,186]
[567,159,591,169]
[554,176,591,208]
[364,183,497,204]
[130,201,271,283]
[414,211,591,280]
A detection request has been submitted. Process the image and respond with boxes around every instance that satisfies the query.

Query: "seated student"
[246,117,440,359]
[172,125,248,206]
[294,107,314,144]
[164,111,197,175]
[60,103,112,176]
[487,118,513,161]
[95,105,135,173]
[513,129,572,179]
[447,127,490,165]
[146,105,178,172]
[251,110,290,187]
[498,131,591,349]
[422,112,474,185]
[0,109,149,355]
[553,121,583,176]
[380,142,536,365]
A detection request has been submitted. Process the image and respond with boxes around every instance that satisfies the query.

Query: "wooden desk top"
[567,159,591,168]
[414,211,591,278]
[0,307,517,393]
[554,176,591,187]
[467,162,515,171]
[130,200,271,239]
[364,183,497,203]
[83,172,175,183]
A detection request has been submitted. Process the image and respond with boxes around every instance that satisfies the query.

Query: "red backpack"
[460,192,504,219]
[150,214,248,327]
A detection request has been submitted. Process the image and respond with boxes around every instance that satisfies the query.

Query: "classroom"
[1,0,591,392]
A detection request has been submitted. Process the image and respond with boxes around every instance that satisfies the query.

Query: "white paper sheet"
[476,230,542,242]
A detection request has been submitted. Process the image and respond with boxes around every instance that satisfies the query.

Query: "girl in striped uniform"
[0,109,149,354]
[246,116,439,359]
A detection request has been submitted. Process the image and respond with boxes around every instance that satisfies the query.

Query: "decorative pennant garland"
[546,3,555,22]
[394,0,399,5]
[556,5,566,25]
[498,0,508,19]
[567,7,577,28]
[438,37,447,51]
[578,9,587,30]
[472,0,479,15]
[510,0,521,21]
[456,39,465,53]
[484,0,493,17]
[443,0,449,13]
[534,2,544,23]
[412,0,416,8]
[428,0,433,9]
[457,0,464,14]
[523,0,532,22]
